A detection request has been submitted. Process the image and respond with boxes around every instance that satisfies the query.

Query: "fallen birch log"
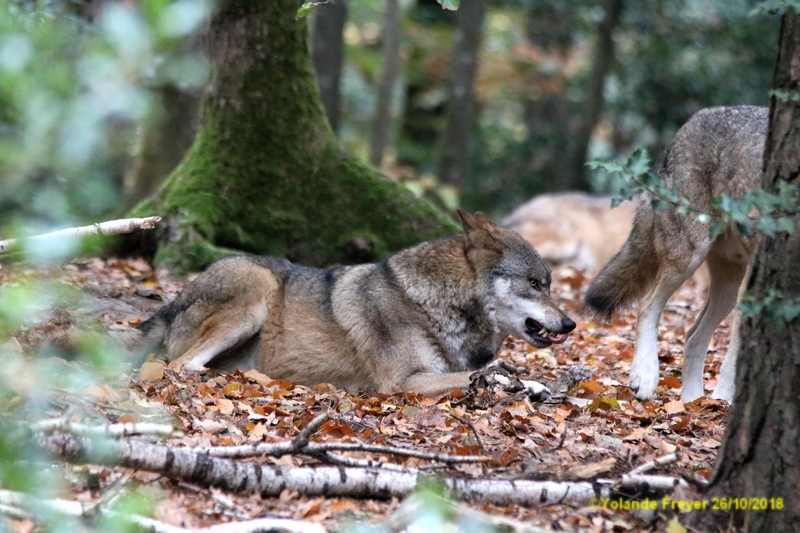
[0,216,161,255]
[0,488,325,533]
[32,418,181,439]
[39,430,612,506]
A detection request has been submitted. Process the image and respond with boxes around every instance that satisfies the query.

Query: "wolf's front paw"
[629,357,659,401]
[710,382,733,403]
[681,378,705,404]
[167,359,207,373]
[521,379,551,402]
[469,365,522,394]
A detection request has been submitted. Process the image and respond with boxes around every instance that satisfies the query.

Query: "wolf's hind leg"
[682,253,746,403]
[631,268,693,400]
[168,298,268,372]
[711,309,740,402]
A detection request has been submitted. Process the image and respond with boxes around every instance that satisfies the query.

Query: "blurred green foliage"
[338,0,778,217]
[0,0,209,239]
[0,0,208,528]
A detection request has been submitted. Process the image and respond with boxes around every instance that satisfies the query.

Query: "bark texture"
[369,0,401,167]
[563,0,623,190]
[438,0,485,190]
[688,9,800,532]
[131,0,456,271]
[522,2,574,192]
[124,83,201,206]
[39,430,612,505]
[312,0,347,133]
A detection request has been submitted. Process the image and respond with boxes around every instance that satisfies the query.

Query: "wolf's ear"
[457,209,501,255]
[457,209,494,232]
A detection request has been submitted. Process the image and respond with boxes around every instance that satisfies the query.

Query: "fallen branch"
[38,430,610,506]
[0,488,325,533]
[0,216,161,255]
[627,453,678,476]
[200,413,489,466]
[618,474,689,491]
[451,412,485,452]
[32,419,181,439]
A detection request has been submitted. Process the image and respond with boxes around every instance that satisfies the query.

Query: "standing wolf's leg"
[710,258,751,402]
[630,269,692,400]
[682,255,746,403]
[711,309,740,402]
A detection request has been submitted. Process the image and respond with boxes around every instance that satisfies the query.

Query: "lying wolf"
[584,106,767,403]
[127,210,576,397]
[502,192,636,273]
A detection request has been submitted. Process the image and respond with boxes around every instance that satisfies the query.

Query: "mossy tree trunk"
[132,0,456,271]
[686,9,800,532]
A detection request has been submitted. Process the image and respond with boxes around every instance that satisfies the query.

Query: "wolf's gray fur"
[584,106,768,402]
[128,211,576,397]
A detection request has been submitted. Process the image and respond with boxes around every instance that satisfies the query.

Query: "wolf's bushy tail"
[110,306,170,362]
[583,204,660,322]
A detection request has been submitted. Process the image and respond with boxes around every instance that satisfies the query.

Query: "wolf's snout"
[524,317,574,345]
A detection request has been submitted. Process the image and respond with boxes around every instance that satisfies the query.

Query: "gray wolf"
[127,210,576,397]
[584,106,767,403]
[502,192,636,273]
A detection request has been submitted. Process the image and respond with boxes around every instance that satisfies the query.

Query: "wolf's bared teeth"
[538,327,548,336]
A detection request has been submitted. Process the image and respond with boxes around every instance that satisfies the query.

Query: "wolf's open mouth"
[525,318,569,345]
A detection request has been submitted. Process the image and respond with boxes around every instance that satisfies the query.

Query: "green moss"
[154,238,240,273]
[129,0,457,272]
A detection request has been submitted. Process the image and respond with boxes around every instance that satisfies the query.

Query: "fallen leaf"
[663,399,685,414]
[659,440,677,453]
[567,457,617,479]
[139,360,165,381]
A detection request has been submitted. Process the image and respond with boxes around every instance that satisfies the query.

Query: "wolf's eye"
[529,279,539,289]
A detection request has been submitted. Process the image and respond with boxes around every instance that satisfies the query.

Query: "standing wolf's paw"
[629,355,660,401]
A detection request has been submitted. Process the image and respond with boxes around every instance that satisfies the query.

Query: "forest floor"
[3,257,732,532]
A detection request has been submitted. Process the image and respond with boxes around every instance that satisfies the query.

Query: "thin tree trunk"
[311,0,347,134]
[523,2,573,193]
[369,0,401,167]
[124,83,201,206]
[129,0,455,271]
[564,0,623,191]
[437,0,485,190]
[687,9,800,532]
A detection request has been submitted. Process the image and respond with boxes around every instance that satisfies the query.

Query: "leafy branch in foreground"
[588,148,800,239]
[740,290,800,323]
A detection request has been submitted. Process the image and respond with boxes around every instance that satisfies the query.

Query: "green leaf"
[628,148,651,175]
[296,2,327,19]
[651,199,668,211]
[735,220,753,237]
[437,0,460,10]
[750,0,800,15]
[777,217,796,234]
[782,299,800,322]
[756,217,778,236]
[708,220,726,240]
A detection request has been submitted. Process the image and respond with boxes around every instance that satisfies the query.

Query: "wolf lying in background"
[127,210,575,397]
[502,192,636,274]
[584,106,767,403]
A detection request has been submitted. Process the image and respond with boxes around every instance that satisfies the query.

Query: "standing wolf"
[584,106,768,403]
[128,210,575,396]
